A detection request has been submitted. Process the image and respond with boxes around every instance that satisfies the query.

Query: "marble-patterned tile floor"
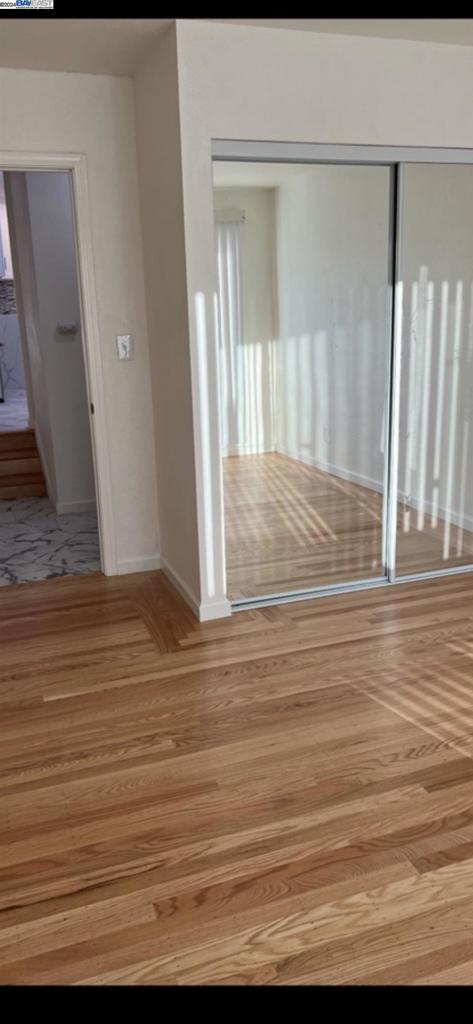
[0,389,29,432]
[0,497,101,585]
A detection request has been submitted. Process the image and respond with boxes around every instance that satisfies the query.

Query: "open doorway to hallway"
[0,169,101,586]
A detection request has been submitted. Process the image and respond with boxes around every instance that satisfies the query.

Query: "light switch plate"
[117,334,134,361]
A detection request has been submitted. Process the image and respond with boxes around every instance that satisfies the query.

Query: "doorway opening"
[212,144,473,609]
[0,169,101,586]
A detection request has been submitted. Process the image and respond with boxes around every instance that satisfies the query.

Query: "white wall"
[274,164,391,492]
[213,187,277,456]
[23,171,96,513]
[133,25,202,611]
[0,65,159,572]
[172,19,473,611]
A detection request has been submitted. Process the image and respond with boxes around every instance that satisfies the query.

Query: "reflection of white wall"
[398,163,473,536]
[216,170,392,491]
[274,164,391,490]
[214,187,277,455]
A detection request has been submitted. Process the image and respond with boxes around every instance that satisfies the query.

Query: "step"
[0,447,40,461]
[0,470,46,485]
[0,457,42,477]
[0,429,37,454]
[0,428,47,500]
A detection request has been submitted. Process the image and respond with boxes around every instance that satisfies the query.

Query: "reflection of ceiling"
[213,162,314,189]
[0,20,472,78]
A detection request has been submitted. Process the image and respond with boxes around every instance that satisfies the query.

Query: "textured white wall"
[0,65,159,570]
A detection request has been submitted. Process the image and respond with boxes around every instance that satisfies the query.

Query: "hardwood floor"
[2,569,473,983]
[223,453,473,599]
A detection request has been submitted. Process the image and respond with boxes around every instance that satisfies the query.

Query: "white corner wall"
[133,25,207,616]
[172,19,473,611]
[0,65,159,573]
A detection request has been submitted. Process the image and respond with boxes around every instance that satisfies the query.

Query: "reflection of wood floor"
[4,570,473,983]
[224,453,473,600]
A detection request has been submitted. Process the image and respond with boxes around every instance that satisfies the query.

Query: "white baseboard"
[56,499,97,515]
[198,597,232,622]
[116,553,162,576]
[160,556,232,621]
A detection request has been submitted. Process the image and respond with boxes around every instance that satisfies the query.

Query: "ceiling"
[220,20,473,49]
[0,19,171,77]
[0,19,472,78]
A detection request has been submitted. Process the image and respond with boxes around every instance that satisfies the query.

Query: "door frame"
[211,139,473,611]
[1,150,117,576]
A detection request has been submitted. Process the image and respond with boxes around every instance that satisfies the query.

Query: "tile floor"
[0,389,29,432]
[0,497,101,585]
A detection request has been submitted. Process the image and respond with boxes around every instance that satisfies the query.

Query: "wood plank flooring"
[2,569,473,983]
[223,453,473,599]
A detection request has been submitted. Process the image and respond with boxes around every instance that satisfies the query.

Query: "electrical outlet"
[117,335,133,361]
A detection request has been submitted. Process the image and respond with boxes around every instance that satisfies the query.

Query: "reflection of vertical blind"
[215,220,243,455]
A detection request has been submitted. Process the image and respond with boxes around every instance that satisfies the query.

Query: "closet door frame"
[212,141,473,611]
